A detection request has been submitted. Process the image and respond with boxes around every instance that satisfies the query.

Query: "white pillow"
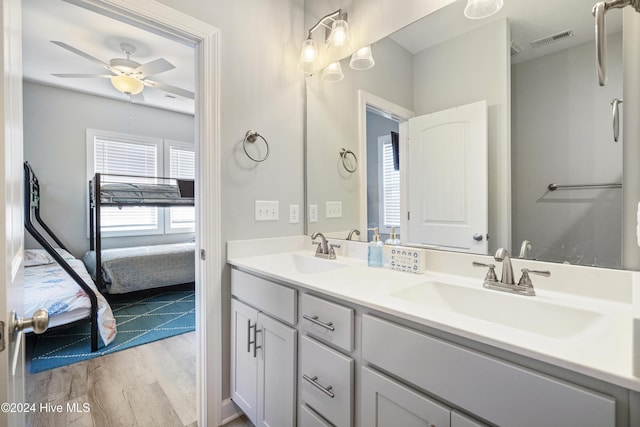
[24,248,76,267]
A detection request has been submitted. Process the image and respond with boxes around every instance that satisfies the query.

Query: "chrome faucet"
[494,248,515,285]
[472,247,550,297]
[311,232,340,259]
[346,228,360,240]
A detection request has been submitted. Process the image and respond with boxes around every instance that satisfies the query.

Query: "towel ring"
[339,148,358,173]
[243,130,270,162]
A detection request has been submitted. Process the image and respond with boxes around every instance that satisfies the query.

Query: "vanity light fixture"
[463,0,504,19]
[350,45,375,70]
[299,9,349,75]
[322,61,345,82]
[110,75,144,95]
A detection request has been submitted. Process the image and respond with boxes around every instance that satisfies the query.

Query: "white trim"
[220,398,242,425]
[67,1,221,425]
[357,90,414,238]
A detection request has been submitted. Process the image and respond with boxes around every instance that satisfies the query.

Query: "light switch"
[309,204,318,223]
[255,200,279,221]
[289,205,299,224]
[326,201,342,218]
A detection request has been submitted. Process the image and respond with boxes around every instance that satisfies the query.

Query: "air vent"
[530,29,574,49]
[510,40,523,56]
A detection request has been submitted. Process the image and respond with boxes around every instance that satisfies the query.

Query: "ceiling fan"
[50,41,194,100]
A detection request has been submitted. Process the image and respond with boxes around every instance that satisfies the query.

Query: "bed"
[24,249,116,346]
[83,242,195,294]
[87,172,196,294]
[23,162,112,351]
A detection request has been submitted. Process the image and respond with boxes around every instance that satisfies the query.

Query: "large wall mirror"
[305,0,624,269]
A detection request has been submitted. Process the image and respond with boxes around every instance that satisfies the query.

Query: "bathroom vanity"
[227,236,639,427]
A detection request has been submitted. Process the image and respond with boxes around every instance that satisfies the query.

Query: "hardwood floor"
[26,331,197,427]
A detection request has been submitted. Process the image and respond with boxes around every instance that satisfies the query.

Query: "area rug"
[29,288,195,373]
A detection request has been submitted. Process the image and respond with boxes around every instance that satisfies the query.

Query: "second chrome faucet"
[473,248,550,297]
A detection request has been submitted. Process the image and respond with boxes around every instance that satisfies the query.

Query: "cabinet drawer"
[300,404,332,427]
[231,268,297,324]
[300,336,353,427]
[362,315,615,427]
[300,293,354,352]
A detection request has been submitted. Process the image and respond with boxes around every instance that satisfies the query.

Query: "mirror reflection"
[305,0,623,269]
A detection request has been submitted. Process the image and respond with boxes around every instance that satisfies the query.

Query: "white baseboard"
[220,398,242,425]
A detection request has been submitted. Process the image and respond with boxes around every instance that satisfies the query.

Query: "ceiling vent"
[510,40,524,56]
[530,29,574,49]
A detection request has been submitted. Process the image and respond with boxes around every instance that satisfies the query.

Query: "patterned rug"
[29,287,195,373]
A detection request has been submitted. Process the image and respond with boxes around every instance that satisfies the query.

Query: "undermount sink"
[271,253,348,275]
[391,281,603,338]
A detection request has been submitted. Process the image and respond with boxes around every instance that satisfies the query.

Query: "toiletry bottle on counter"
[368,227,384,268]
[385,226,401,246]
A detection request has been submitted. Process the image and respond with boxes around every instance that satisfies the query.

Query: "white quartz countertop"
[227,236,639,392]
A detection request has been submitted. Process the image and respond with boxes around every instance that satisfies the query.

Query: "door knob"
[473,233,484,242]
[10,309,49,336]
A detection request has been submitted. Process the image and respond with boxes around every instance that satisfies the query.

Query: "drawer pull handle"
[303,314,335,331]
[303,374,335,398]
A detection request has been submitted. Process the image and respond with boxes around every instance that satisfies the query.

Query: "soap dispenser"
[385,227,401,246]
[368,227,384,268]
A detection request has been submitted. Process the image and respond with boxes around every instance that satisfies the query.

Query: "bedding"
[98,182,194,205]
[24,249,116,345]
[83,242,195,294]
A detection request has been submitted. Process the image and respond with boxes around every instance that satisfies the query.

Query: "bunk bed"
[23,162,116,352]
[85,172,196,294]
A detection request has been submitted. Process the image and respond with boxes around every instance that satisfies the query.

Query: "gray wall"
[23,81,195,257]
[412,18,511,254]
[511,33,623,268]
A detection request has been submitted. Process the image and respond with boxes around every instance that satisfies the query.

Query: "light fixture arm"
[307,9,342,38]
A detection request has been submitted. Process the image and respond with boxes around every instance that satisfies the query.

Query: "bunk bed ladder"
[23,162,99,352]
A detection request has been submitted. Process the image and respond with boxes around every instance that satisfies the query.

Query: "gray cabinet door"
[361,366,451,427]
[257,312,297,427]
[231,299,259,425]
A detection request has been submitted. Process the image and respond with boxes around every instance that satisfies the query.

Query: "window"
[165,141,196,232]
[87,129,194,237]
[378,134,400,234]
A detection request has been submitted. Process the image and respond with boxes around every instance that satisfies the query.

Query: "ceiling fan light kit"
[50,40,194,100]
[110,75,144,95]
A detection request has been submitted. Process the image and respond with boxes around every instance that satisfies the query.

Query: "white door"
[230,299,259,425]
[407,100,488,253]
[0,0,26,425]
[256,312,296,427]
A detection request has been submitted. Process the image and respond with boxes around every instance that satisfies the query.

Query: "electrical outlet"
[326,201,343,218]
[289,205,299,224]
[255,200,279,221]
[309,204,318,223]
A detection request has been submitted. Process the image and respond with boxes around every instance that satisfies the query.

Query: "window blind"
[169,145,195,229]
[94,138,159,232]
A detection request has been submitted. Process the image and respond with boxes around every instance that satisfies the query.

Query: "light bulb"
[110,75,144,95]
[321,62,344,82]
[299,38,317,75]
[464,0,504,19]
[350,46,375,70]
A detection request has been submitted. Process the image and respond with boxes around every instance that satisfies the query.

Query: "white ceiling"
[22,0,195,115]
[390,0,622,64]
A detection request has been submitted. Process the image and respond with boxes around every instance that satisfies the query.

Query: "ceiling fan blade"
[143,79,195,100]
[130,92,145,103]
[50,41,116,73]
[133,58,175,77]
[51,73,112,79]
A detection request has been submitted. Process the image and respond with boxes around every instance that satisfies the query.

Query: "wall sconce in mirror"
[464,0,504,19]
[350,46,375,70]
[322,62,345,82]
[299,9,349,76]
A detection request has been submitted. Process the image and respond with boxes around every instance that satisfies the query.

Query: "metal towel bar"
[547,182,622,191]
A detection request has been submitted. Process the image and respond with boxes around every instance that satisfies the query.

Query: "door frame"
[23,0,222,425]
[357,90,414,237]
